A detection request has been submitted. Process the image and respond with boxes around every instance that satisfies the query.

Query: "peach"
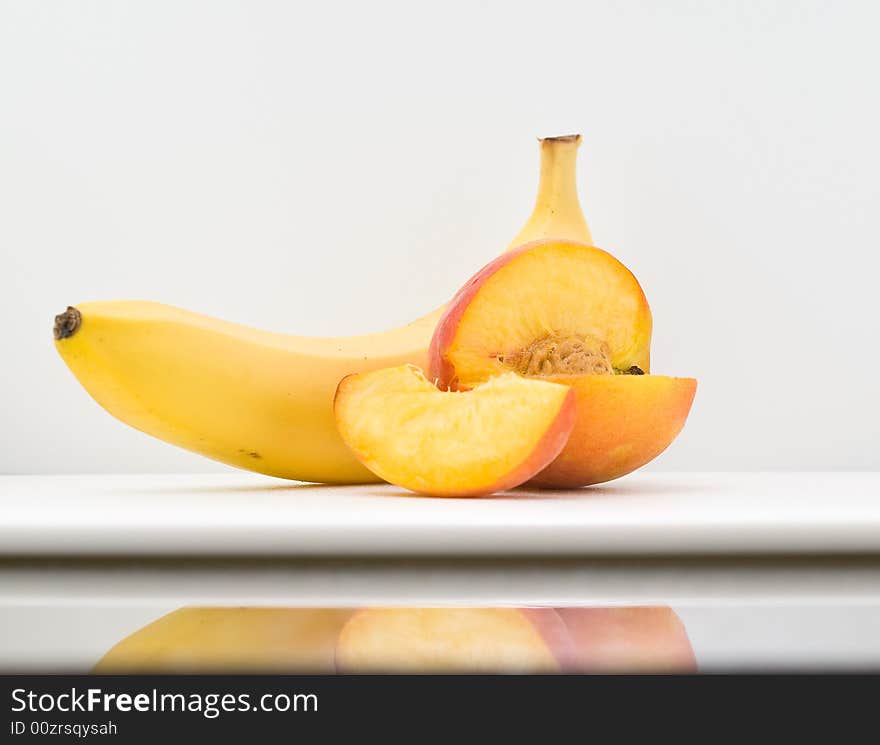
[429,239,695,487]
[333,364,575,497]
[92,607,354,673]
[335,608,566,673]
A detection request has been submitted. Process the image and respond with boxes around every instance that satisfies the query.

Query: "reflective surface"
[3,603,880,673]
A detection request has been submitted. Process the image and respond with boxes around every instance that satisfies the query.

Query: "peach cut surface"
[333,364,574,497]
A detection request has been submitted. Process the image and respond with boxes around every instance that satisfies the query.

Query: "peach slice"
[335,608,565,673]
[333,364,575,497]
[429,239,695,487]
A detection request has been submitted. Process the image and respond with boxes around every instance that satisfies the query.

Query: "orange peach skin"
[531,374,697,488]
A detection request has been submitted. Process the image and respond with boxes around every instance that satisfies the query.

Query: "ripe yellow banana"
[54,135,593,483]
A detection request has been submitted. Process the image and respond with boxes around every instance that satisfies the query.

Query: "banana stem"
[506,134,593,250]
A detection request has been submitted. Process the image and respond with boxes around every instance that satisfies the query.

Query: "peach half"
[429,239,696,487]
[333,364,575,497]
[530,374,696,487]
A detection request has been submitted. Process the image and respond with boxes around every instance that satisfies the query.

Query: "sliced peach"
[557,607,697,673]
[530,375,696,487]
[333,364,575,497]
[429,239,695,487]
[335,608,563,673]
[430,239,653,390]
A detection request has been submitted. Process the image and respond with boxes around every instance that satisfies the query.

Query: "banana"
[507,134,592,249]
[54,135,593,483]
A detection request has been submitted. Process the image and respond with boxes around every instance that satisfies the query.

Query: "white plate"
[2,472,879,557]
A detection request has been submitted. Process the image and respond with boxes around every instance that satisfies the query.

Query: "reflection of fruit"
[429,239,695,487]
[336,608,564,673]
[336,606,697,673]
[333,365,575,496]
[558,607,697,673]
[54,136,593,483]
[92,607,353,673]
[92,605,696,673]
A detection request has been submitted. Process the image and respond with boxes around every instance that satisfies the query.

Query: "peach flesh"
[429,239,653,391]
[333,364,575,497]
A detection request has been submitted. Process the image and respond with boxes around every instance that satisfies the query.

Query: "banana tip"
[541,134,581,144]
[54,306,81,340]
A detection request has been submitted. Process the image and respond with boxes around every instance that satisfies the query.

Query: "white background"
[2,1,879,475]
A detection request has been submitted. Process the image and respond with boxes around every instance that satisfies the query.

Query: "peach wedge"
[333,364,575,497]
[429,239,696,488]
